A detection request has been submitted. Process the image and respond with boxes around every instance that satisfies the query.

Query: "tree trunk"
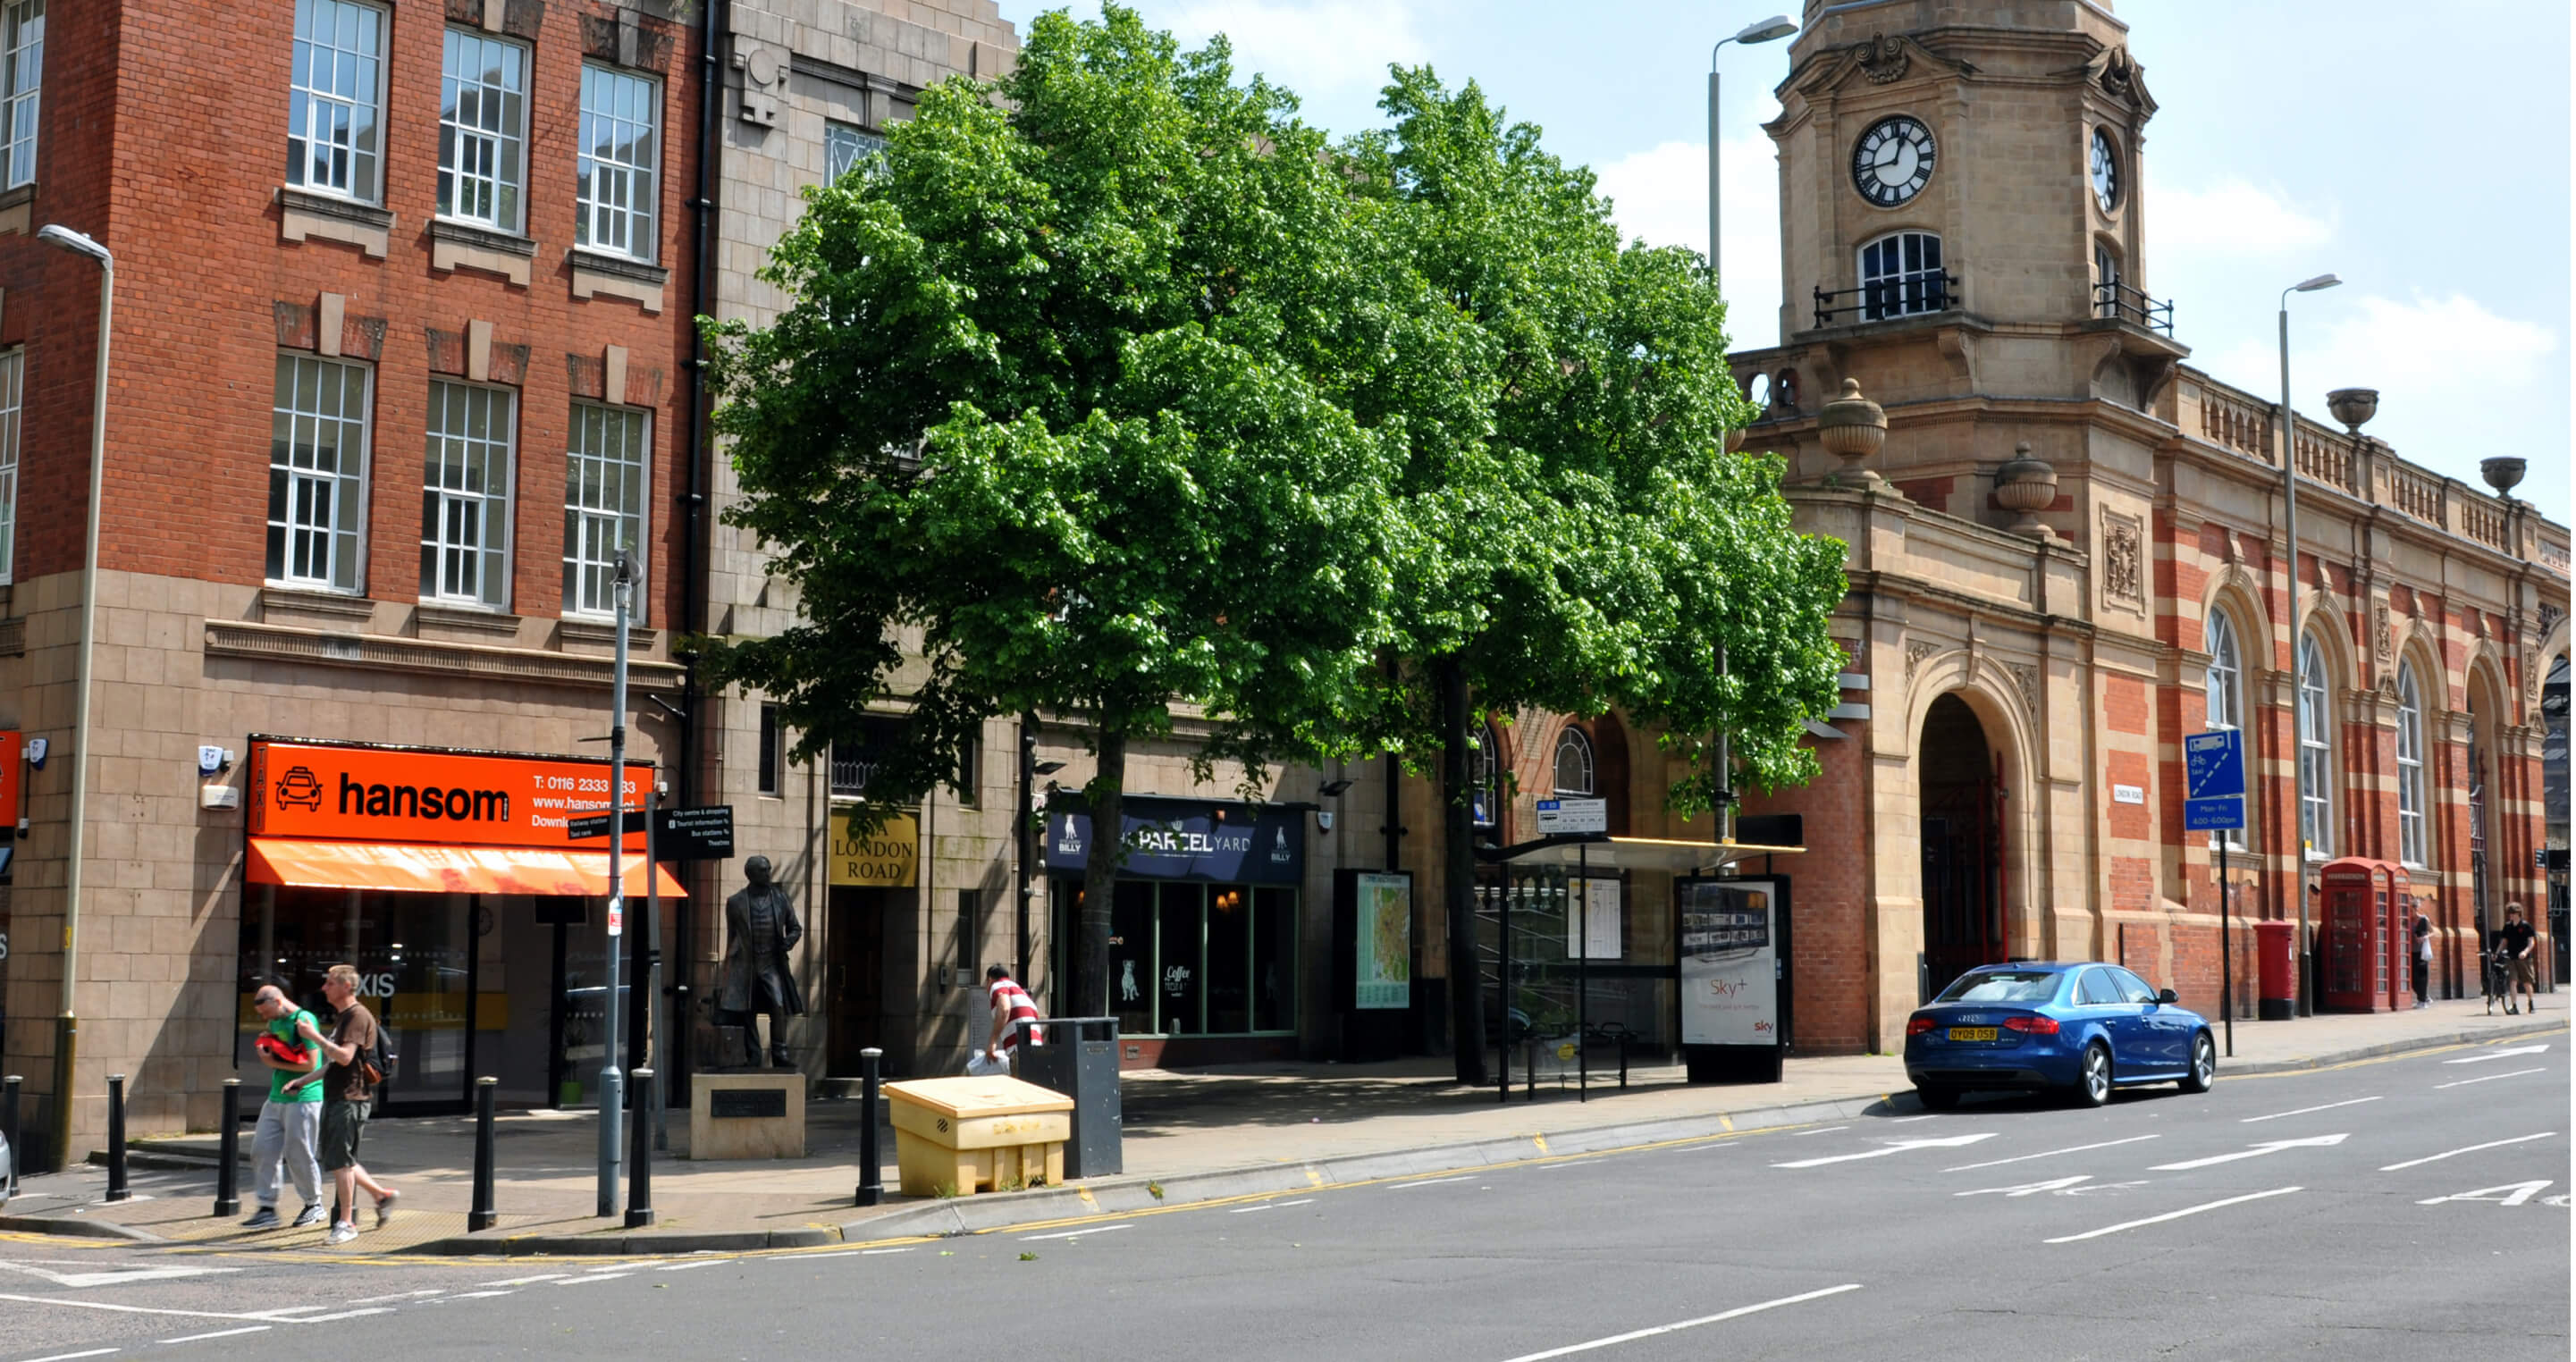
[1075,727,1128,1020]
[1439,658,1488,1086]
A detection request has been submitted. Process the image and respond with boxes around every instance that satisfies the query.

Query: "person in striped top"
[986,963,1043,1071]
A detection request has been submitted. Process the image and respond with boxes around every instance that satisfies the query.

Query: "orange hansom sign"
[0,729,20,828]
[246,737,653,850]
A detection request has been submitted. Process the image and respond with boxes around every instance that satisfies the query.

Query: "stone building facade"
[0,0,706,1162]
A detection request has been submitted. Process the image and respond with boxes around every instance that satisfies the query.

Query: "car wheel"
[1915,1085,1961,1112]
[2179,1031,2216,1093]
[2071,1040,2113,1108]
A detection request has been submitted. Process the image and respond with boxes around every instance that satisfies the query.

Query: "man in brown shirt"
[290,963,400,1245]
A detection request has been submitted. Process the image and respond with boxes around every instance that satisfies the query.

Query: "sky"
[994,0,2574,524]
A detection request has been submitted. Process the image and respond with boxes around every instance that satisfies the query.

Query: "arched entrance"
[1920,694,2006,996]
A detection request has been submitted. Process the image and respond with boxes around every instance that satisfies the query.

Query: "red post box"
[2254,919,2296,1021]
[2319,857,2409,1013]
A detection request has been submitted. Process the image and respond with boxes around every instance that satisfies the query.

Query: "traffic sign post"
[2186,730,2245,1057]
[1535,797,1608,837]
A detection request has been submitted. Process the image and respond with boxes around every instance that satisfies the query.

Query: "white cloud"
[1166,1,1428,97]
[2155,179,2336,254]
[1593,132,1784,349]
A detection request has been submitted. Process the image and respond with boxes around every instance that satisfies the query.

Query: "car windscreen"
[1935,971,2061,1004]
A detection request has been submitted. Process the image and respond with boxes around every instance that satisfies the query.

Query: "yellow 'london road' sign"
[830,810,919,887]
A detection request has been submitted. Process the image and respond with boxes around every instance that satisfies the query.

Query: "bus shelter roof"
[1472,834,1804,875]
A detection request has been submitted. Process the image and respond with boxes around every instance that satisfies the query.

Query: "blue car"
[1904,962,2217,1109]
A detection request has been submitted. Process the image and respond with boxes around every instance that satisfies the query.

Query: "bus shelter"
[1471,835,1803,1098]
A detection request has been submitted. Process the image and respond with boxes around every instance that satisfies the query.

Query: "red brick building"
[0,0,705,1163]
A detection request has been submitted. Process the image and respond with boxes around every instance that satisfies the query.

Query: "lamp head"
[1031,759,1066,776]
[37,223,109,264]
[1318,778,1355,797]
[1733,14,1798,44]
[2292,273,2342,293]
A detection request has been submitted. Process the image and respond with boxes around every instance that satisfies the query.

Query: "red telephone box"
[2319,858,2409,1013]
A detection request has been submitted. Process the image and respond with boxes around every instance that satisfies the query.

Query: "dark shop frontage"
[1044,795,1309,1068]
[234,737,684,1115]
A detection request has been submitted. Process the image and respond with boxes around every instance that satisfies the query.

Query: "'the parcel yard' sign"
[1044,794,1307,885]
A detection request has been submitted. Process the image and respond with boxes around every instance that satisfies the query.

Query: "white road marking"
[0,1261,240,1289]
[2241,1096,2382,1123]
[2150,1133,2345,1171]
[1945,1134,2159,1172]
[1389,1175,1477,1190]
[2379,1131,2559,1171]
[477,1273,569,1286]
[554,1274,633,1285]
[22,1350,119,1362]
[794,1250,862,1259]
[446,1291,516,1299]
[2436,1067,2546,1089]
[2043,1186,2303,1243]
[1889,1114,1941,1122]
[1493,1283,1865,1362]
[269,1309,391,1324]
[2443,1044,2549,1064]
[345,1290,445,1305]
[1536,1159,1607,1170]
[1957,1175,2092,1198]
[655,1259,729,1270]
[2419,1181,2554,1207]
[1274,1198,1317,1207]
[1772,1133,1996,1169]
[1791,1127,1850,1138]
[1228,1204,1275,1213]
[0,1295,283,1322]
[859,1248,915,1256]
[1019,1223,1135,1241]
[159,1328,272,1344]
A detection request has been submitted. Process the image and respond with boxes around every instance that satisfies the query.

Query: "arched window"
[1553,727,1595,797]
[2395,661,2427,867]
[1471,723,1500,829]
[1858,231,1947,320]
[2204,610,2246,851]
[2297,630,2334,858]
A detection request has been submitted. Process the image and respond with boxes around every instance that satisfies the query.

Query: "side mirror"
[2156,988,2179,1005]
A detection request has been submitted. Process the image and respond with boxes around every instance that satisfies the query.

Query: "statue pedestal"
[689,1070,806,1160]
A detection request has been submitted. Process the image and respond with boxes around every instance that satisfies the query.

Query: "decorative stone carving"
[1856,33,1908,83]
[2373,602,2392,668]
[2006,663,2039,715]
[1992,441,2058,540]
[734,39,787,128]
[2100,48,2138,100]
[2101,511,2145,612]
[1817,378,1889,490]
[1906,638,1942,682]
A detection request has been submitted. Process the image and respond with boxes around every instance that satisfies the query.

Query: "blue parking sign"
[2185,729,2244,800]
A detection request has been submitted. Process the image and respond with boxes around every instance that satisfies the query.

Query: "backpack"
[364,1031,400,1087]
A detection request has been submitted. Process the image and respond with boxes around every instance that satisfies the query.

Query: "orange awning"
[247,837,686,898]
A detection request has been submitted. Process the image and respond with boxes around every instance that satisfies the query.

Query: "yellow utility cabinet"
[882,1076,1073,1197]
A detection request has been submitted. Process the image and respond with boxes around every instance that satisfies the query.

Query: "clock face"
[2090,128,2120,212]
[1852,116,1935,207]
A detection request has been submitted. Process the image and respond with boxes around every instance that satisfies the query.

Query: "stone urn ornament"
[1816,378,1888,489]
[2480,456,2526,501]
[2326,387,2378,433]
[1993,441,2058,540]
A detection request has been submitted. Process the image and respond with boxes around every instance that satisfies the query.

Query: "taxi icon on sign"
[274,765,326,811]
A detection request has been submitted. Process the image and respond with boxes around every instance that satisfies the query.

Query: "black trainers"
[240,1206,280,1230]
[290,1203,325,1229]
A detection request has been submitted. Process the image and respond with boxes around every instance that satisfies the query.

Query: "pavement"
[1,1014,2563,1362]
[1,996,2560,1258]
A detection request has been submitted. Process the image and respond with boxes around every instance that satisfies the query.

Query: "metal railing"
[1813,272,1958,327]
[2092,280,2174,334]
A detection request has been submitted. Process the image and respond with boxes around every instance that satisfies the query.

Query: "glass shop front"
[232,737,681,1114]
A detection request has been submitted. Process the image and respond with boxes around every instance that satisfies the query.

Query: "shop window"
[1553,726,1595,796]
[1062,877,1297,1038]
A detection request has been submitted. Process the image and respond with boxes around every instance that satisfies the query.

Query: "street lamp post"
[38,223,111,1173]
[1706,14,1798,290]
[2279,272,2339,1018]
[598,551,635,1216]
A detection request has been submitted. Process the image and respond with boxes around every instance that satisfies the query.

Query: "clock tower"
[1750,0,2185,448]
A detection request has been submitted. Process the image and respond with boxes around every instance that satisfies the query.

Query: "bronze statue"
[718,854,804,1068]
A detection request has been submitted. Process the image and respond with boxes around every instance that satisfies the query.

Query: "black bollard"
[1524,1039,1536,1102]
[854,1047,883,1206]
[3,1075,19,1197]
[105,1073,129,1201]
[1618,1035,1629,1090]
[467,1076,498,1232]
[624,1067,655,1228]
[213,1079,242,1216]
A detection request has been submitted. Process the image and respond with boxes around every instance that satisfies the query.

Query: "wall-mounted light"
[1318,778,1354,797]
[1033,759,1066,777]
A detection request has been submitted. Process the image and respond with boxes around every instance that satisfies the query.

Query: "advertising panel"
[1567,876,1622,960]
[829,808,920,887]
[1352,872,1411,1009]
[247,737,651,849]
[1679,878,1779,1047]
[1045,794,1306,885]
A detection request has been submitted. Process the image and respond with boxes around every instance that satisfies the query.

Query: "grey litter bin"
[1014,1016,1122,1179]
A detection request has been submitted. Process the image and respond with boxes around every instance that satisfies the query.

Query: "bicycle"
[2481,948,2520,1015]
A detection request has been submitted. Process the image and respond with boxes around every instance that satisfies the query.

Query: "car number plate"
[1948,1026,1999,1042]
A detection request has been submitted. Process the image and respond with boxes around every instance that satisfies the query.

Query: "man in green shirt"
[242,983,324,1230]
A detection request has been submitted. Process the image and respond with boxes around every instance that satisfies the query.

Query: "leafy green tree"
[1341,71,1850,1082]
[701,8,1431,1017]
